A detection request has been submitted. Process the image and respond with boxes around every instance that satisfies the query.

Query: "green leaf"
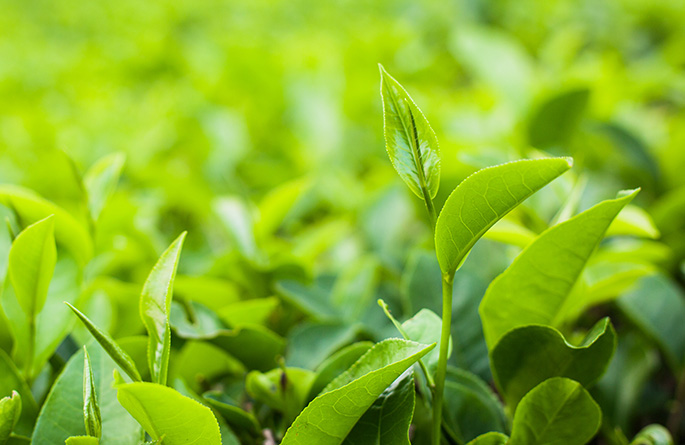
[140,232,186,385]
[246,367,315,425]
[528,89,590,149]
[281,339,434,444]
[490,318,616,409]
[618,274,685,372]
[0,351,37,437]
[401,309,451,375]
[66,302,142,382]
[32,345,142,445]
[480,189,638,348]
[0,185,92,265]
[8,215,56,319]
[307,342,373,401]
[630,425,673,445]
[82,348,101,439]
[65,437,99,445]
[216,297,278,327]
[443,368,506,443]
[275,279,339,322]
[465,432,509,445]
[213,197,262,264]
[435,158,572,278]
[173,342,245,393]
[286,322,359,370]
[116,382,221,445]
[379,64,440,201]
[0,391,21,444]
[83,152,125,221]
[607,205,660,239]
[509,377,601,445]
[342,371,415,445]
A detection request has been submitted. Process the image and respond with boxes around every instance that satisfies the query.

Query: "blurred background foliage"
[1,0,685,442]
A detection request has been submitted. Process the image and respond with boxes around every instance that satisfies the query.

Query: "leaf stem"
[25,316,35,382]
[432,274,454,445]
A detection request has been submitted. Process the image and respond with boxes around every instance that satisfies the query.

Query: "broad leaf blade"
[82,348,102,439]
[116,382,221,445]
[480,189,638,348]
[509,377,601,445]
[140,232,186,385]
[281,339,434,444]
[66,302,142,382]
[342,371,415,445]
[435,158,572,278]
[83,152,125,221]
[379,64,440,200]
[490,318,616,409]
[8,215,56,319]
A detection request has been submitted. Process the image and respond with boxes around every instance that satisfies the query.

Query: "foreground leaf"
[307,342,374,401]
[490,318,616,409]
[8,216,55,319]
[281,339,435,444]
[0,351,36,437]
[116,382,221,445]
[480,189,638,348]
[32,346,141,444]
[435,158,572,278]
[509,377,601,445]
[0,391,21,443]
[140,232,186,385]
[82,348,101,439]
[342,371,415,445]
[379,64,440,201]
[66,303,142,382]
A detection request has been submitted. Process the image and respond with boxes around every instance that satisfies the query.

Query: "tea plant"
[0,66,681,445]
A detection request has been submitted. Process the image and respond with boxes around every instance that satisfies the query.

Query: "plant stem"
[422,190,437,228]
[25,317,35,382]
[432,275,454,445]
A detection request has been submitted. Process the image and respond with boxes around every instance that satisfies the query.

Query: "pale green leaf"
[281,339,434,444]
[65,436,99,445]
[8,215,55,319]
[480,189,638,348]
[509,377,601,445]
[401,309,451,375]
[607,205,660,239]
[630,425,673,445]
[66,303,142,382]
[216,297,278,327]
[435,158,572,278]
[0,391,21,444]
[82,348,101,439]
[342,371,415,445]
[465,432,509,445]
[140,232,186,385]
[490,318,616,409]
[83,152,125,221]
[116,382,221,445]
[379,64,440,200]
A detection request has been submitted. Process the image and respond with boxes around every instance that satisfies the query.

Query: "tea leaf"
[0,351,37,437]
[630,425,673,445]
[435,158,572,279]
[8,215,55,319]
[465,432,509,445]
[66,303,142,382]
[65,436,99,445]
[342,371,415,445]
[307,341,374,401]
[0,391,21,443]
[203,392,261,439]
[140,232,186,385]
[82,348,101,439]
[116,382,221,445]
[281,339,434,444]
[528,89,590,149]
[490,318,616,409]
[509,377,601,445]
[210,325,286,371]
[480,189,638,348]
[379,64,440,201]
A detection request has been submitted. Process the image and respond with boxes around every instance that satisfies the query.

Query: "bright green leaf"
[8,215,55,319]
[509,377,601,445]
[607,205,660,239]
[0,391,21,444]
[83,152,125,221]
[630,425,673,445]
[82,348,101,439]
[0,351,36,438]
[116,382,221,445]
[65,437,99,445]
[210,324,286,371]
[480,189,638,348]
[435,158,572,278]
[465,432,509,445]
[490,318,616,409]
[379,64,440,201]
[307,342,373,401]
[140,232,186,385]
[281,339,434,444]
[216,297,278,327]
